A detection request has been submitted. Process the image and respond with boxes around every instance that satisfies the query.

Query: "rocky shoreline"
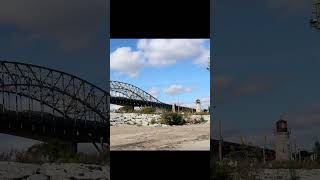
[110,112,210,126]
[0,162,109,180]
[256,169,320,180]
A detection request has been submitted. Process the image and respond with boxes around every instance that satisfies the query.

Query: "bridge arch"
[0,61,108,124]
[110,80,162,103]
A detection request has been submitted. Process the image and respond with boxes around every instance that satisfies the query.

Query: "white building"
[195,99,201,113]
[275,119,291,161]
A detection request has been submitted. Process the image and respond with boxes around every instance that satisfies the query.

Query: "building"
[195,99,201,113]
[172,103,176,112]
[275,119,291,161]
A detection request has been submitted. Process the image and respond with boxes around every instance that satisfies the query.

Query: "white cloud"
[110,39,210,77]
[200,96,210,103]
[137,39,210,66]
[110,47,145,77]
[193,48,210,65]
[200,96,210,109]
[148,87,159,98]
[164,84,192,96]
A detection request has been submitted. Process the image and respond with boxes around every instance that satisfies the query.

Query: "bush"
[118,106,134,113]
[194,112,210,115]
[150,119,157,124]
[139,107,156,114]
[211,160,234,180]
[160,112,185,125]
[0,140,110,165]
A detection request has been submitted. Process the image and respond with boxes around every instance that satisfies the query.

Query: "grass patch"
[138,107,156,114]
[0,140,109,165]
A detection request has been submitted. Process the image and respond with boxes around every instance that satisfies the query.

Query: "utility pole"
[294,138,297,160]
[263,135,267,164]
[177,96,179,113]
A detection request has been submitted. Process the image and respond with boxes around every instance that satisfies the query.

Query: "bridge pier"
[65,142,78,153]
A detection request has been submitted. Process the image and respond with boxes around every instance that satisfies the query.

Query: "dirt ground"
[110,123,210,150]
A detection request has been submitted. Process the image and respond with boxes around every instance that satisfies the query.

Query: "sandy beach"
[111,123,210,150]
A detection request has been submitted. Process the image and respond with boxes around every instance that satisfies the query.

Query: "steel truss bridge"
[0,61,108,152]
[110,80,195,112]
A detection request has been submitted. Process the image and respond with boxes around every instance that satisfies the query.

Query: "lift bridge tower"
[310,0,320,29]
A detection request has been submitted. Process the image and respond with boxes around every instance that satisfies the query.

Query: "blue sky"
[212,0,320,150]
[110,39,210,109]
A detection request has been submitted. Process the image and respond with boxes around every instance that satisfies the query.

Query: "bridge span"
[0,60,109,152]
[110,81,196,112]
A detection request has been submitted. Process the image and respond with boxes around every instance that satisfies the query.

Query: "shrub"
[150,119,157,124]
[194,112,210,115]
[118,106,134,113]
[160,112,185,125]
[211,160,234,180]
[0,143,110,165]
[139,107,156,114]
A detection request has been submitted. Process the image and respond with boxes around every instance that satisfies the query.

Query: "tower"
[195,99,201,113]
[275,118,291,161]
[172,103,176,113]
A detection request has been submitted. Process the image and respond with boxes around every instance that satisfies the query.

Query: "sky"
[212,0,320,150]
[0,0,109,153]
[110,39,210,110]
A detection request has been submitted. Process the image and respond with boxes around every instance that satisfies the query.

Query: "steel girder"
[0,61,108,124]
[110,80,162,104]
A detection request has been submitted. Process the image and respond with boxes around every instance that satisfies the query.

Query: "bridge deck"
[0,111,109,143]
[111,96,196,112]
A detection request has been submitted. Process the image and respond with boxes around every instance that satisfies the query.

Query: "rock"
[111,112,210,127]
[0,162,109,180]
[0,162,39,179]
[27,174,49,180]
[40,163,109,179]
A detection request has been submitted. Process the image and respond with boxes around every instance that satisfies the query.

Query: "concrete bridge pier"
[71,142,78,153]
[65,142,78,153]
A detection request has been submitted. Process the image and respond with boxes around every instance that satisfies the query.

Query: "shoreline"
[0,161,110,180]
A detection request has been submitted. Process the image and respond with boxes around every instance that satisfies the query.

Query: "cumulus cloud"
[164,84,192,96]
[138,39,209,66]
[148,87,160,98]
[111,39,209,77]
[0,0,107,49]
[110,47,145,77]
